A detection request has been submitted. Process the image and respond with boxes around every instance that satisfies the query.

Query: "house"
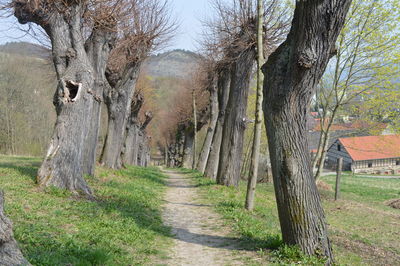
[326,135,400,174]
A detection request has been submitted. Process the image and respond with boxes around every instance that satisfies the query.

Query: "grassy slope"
[188,169,400,265]
[0,155,170,265]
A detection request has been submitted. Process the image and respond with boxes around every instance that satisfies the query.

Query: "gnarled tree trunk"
[204,66,231,179]
[122,94,143,166]
[35,11,95,196]
[262,0,351,262]
[217,48,255,187]
[181,126,194,169]
[82,29,115,176]
[0,191,30,265]
[197,81,218,173]
[101,64,140,169]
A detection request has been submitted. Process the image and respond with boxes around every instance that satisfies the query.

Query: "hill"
[0,41,50,60]
[0,42,200,78]
[142,49,201,78]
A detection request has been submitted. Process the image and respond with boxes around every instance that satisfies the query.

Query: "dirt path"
[161,169,256,266]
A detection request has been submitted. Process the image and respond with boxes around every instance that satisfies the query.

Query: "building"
[326,135,400,174]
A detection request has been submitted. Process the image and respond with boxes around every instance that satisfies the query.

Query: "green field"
[1,155,399,265]
[188,170,400,265]
[0,155,171,265]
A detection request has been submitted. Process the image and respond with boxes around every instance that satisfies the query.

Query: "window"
[396,160,400,166]
[337,144,341,151]
[368,162,373,168]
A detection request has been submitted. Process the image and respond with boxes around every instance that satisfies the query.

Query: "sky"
[0,0,212,52]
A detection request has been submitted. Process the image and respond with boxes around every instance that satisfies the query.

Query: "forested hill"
[0,42,50,60]
[142,49,201,78]
[0,42,199,78]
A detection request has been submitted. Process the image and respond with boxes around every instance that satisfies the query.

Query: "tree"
[245,0,264,211]
[8,0,124,195]
[100,0,175,169]
[312,0,400,180]
[262,0,352,262]
[203,64,231,179]
[203,0,288,186]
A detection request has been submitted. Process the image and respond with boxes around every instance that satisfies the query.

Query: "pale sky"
[0,0,212,52]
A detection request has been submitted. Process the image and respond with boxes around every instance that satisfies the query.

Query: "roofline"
[354,157,400,162]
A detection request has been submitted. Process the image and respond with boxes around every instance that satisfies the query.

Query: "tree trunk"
[123,124,140,165]
[245,0,264,211]
[82,29,115,176]
[101,65,140,169]
[204,66,231,179]
[197,82,219,173]
[192,91,197,169]
[182,127,194,169]
[36,12,96,196]
[314,131,330,180]
[0,190,30,265]
[262,0,351,262]
[122,94,144,166]
[217,48,255,187]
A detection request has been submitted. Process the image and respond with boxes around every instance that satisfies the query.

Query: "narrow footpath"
[161,169,256,266]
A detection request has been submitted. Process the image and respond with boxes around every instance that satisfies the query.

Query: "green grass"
[0,155,171,265]
[188,169,400,266]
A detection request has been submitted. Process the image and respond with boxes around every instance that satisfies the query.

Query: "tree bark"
[192,91,197,169]
[122,94,144,166]
[262,0,351,262]
[82,29,115,176]
[101,64,140,169]
[35,10,95,196]
[204,66,231,179]
[245,0,264,211]
[197,81,219,173]
[217,47,255,187]
[0,190,30,265]
[181,126,194,169]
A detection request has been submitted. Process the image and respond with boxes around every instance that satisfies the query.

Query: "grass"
[0,155,171,265]
[187,169,400,265]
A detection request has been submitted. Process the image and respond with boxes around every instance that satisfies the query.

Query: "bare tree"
[245,0,264,211]
[100,0,176,169]
[202,0,289,186]
[262,0,352,262]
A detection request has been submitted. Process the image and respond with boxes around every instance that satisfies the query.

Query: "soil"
[387,199,400,209]
[161,169,257,266]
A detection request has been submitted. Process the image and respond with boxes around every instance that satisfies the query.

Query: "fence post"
[335,157,343,201]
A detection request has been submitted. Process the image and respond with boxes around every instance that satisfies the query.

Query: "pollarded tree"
[6,0,126,195]
[262,0,352,262]
[100,0,176,169]
[202,0,289,186]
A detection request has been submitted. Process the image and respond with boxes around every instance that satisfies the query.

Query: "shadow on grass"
[215,201,282,251]
[0,161,40,182]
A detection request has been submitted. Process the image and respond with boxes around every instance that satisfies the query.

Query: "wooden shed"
[326,135,400,174]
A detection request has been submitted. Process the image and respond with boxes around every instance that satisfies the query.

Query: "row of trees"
[162,0,352,263]
[1,0,175,194]
[0,0,175,262]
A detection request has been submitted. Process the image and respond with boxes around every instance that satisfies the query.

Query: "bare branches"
[200,0,290,64]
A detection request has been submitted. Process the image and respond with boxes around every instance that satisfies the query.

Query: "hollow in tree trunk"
[262,0,351,262]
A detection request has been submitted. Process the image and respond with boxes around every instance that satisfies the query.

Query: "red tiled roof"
[339,135,400,161]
